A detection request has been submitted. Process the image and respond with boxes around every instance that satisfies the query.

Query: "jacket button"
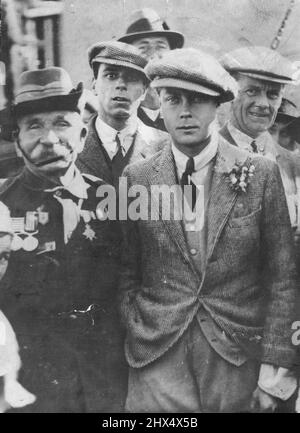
[190,248,197,256]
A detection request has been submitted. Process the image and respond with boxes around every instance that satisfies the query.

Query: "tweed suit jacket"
[76,116,170,184]
[219,122,300,228]
[119,137,298,369]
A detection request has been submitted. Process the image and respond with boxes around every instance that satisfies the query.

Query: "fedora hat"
[273,98,300,142]
[13,67,83,117]
[118,8,184,50]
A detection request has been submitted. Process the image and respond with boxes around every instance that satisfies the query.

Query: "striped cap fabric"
[221,46,295,85]
[145,48,238,103]
[88,40,148,78]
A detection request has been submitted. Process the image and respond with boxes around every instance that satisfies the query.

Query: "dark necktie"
[250,140,258,153]
[181,157,197,211]
[112,133,123,162]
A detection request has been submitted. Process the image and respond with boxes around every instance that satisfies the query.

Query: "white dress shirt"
[95,116,137,159]
[228,122,277,162]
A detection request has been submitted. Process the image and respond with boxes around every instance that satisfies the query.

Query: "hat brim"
[236,70,293,85]
[91,57,148,81]
[13,84,83,117]
[151,77,234,103]
[118,30,184,50]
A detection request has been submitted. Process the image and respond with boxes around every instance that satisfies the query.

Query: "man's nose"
[115,75,127,90]
[39,129,60,145]
[254,92,270,108]
[180,98,192,118]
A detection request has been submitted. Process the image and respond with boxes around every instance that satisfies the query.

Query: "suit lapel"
[147,144,196,270]
[129,131,149,162]
[78,118,113,184]
[206,140,249,262]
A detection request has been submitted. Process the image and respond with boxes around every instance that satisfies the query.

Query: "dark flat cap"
[88,40,148,78]
[118,8,184,50]
[221,46,295,84]
[145,48,238,103]
[14,67,83,116]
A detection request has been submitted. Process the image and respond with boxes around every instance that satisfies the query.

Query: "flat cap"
[88,40,148,78]
[0,202,13,235]
[145,48,238,103]
[221,46,295,84]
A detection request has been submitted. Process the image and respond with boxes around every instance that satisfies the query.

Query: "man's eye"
[268,92,280,100]
[105,73,117,79]
[29,123,41,130]
[166,95,180,103]
[245,89,257,96]
[56,121,70,127]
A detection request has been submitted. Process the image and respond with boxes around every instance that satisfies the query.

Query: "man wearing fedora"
[77,40,169,186]
[0,67,127,412]
[118,8,184,131]
[220,46,300,230]
[118,48,298,412]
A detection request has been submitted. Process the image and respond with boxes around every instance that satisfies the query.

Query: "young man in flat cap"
[77,40,169,186]
[220,46,300,229]
[0,67,127,412]
[118,8,184,131]
[118,48,298,412]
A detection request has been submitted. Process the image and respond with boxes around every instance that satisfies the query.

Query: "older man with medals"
[0,67,127,412]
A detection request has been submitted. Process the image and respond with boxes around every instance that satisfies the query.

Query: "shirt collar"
[46,165,89,199]
[95,115,138,157]
[227,121,278,158]
[172,130,219,178]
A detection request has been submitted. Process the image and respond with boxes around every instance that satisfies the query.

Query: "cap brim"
[91,57,148,80]
[237,71,293,85]
[151,77,235,103]
[118,30,184,50]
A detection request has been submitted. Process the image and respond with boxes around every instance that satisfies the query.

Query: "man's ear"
[77,126,88,154]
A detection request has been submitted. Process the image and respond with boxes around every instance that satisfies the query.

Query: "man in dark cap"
[0,67,127,412]
[77,40,169,186]
[118,8,184,131]
[118,48,298,412]
[220,46,300,229]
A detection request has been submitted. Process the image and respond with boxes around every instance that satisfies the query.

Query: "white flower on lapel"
[227,162,255,193]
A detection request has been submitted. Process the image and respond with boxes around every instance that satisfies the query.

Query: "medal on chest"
[11,209,50,252]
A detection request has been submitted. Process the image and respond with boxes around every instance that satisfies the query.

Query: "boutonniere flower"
[227,162,255,193]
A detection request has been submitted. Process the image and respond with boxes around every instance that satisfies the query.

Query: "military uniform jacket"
[0,168,127,412]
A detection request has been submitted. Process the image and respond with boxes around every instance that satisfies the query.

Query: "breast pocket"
[228,206,262,228]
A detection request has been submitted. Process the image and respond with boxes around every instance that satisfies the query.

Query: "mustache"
[35,140,73,167]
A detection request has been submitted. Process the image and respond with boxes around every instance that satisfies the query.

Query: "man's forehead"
[132,36,170,45]
[238,75,283,91]
[20,110,79,123]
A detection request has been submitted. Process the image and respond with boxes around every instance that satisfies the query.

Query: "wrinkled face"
[17,111,86,176]
[94,64,147,125]
[160,87,218,152]
[269,120,295,150]
[131,36,171,61]
[0,234,12,281]
[232,75,284,138]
